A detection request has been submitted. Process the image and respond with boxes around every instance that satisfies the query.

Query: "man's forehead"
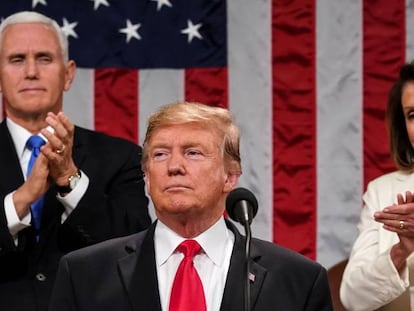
[1,23,61,53]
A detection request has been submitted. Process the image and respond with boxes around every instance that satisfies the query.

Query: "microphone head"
[226,187,258,223]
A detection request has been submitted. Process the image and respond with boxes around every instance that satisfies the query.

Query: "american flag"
[0,0,409,268]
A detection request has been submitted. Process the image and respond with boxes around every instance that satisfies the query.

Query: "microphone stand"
[243,220,252,311]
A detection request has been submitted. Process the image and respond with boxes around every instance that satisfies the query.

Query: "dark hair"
[387,63,414,170]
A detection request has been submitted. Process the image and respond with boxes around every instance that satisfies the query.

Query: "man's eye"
[38,56,52,63]
[187,150,202,157]
[153,151,168,160]
[10,57,23,63]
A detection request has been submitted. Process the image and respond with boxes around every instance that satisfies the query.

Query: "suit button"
[36,273,46,282]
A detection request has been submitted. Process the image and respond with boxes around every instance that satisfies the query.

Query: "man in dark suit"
[0,11,151,311]
[50,102,333,311]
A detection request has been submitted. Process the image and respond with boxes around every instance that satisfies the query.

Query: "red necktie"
[169,240,207,311]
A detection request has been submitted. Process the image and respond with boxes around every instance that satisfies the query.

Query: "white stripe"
[64,68,95,130]
[227,0,273,241]
[138,69,184,143]
[406,0,414,61]
[316,0,363,267]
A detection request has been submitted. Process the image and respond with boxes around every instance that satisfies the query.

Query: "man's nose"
[24,59,39,79]
[167,153,186,175]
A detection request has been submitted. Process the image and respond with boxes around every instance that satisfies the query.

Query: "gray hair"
[0,11,69,62]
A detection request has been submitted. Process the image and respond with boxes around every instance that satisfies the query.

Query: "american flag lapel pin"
[248,272,255,282]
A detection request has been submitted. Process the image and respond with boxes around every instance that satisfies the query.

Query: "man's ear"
[223,172,240,193]
[63,60,76,91]
[144,170,151,195]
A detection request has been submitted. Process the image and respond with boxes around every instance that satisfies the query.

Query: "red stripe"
[363,1,405,190]
[94,68,139,144]
[185,67,228,109]
[272,0,316,259]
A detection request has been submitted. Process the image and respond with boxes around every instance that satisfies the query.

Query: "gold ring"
[400,220,405,230]
[55,145,65,154]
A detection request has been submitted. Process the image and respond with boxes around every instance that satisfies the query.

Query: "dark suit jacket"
[50,220,333,311]
[0,121,152,311]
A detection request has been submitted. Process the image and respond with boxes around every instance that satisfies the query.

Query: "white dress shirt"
[4,118,89,241]
[154,216,234,311]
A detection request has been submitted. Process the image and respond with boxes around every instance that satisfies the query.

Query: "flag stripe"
[94,68,139,143]
[64,69,95,130]
[363,1,404,189]
[227,0,273,241]
[407,0,414,59]
[316,0,363,266]
[185,67,228,108]
[139,69,185,145]
[272,0,317,259]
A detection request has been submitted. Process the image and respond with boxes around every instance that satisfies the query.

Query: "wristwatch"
[57,171,81,194]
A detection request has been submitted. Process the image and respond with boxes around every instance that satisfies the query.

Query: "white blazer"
[341,170,414,311]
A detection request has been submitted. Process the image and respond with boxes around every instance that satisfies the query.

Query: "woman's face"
[402,81,414,148]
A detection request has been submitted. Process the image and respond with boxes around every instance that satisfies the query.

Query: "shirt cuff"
[4,191,31,242]
[384,248,410,288]
[56,170,89,223]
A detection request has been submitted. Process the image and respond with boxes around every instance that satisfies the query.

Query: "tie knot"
[177,240,202,258]
[26,135,46,150]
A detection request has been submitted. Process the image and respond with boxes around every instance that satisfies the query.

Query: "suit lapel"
[118,223,162,311]
[117,220,267,311]
[220,221,267,311]
[0,122,25,193]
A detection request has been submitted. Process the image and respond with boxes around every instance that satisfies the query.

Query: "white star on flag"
[90,0,110,11]
[32,0,47,8]
[181,20,203,43]
[119,19,141,43]
[61,18,78,39]
[152,0,172,11]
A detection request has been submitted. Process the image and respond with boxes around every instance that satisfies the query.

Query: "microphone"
[226,187,258,225]
[226,187,258,311]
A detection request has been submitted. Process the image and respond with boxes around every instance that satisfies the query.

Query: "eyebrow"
[7,51,54,59]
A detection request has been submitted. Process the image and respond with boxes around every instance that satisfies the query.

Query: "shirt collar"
[6,118,33,158]
[154,216,233,267]
[6,118,51,158]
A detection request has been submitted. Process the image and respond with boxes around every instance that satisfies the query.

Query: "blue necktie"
[26,135,46,236]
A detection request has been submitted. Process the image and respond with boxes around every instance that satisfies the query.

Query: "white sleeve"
[56,170,89,223]
[340,180,408,311]
[4,191,31,245]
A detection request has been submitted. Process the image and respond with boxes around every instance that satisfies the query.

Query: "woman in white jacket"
[341,63,414,311]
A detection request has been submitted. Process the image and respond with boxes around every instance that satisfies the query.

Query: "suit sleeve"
[0,199,17,253]
[305,266,334,311]
[49,256,77,311]
[340,177,407,311]
[57,139,151,251]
